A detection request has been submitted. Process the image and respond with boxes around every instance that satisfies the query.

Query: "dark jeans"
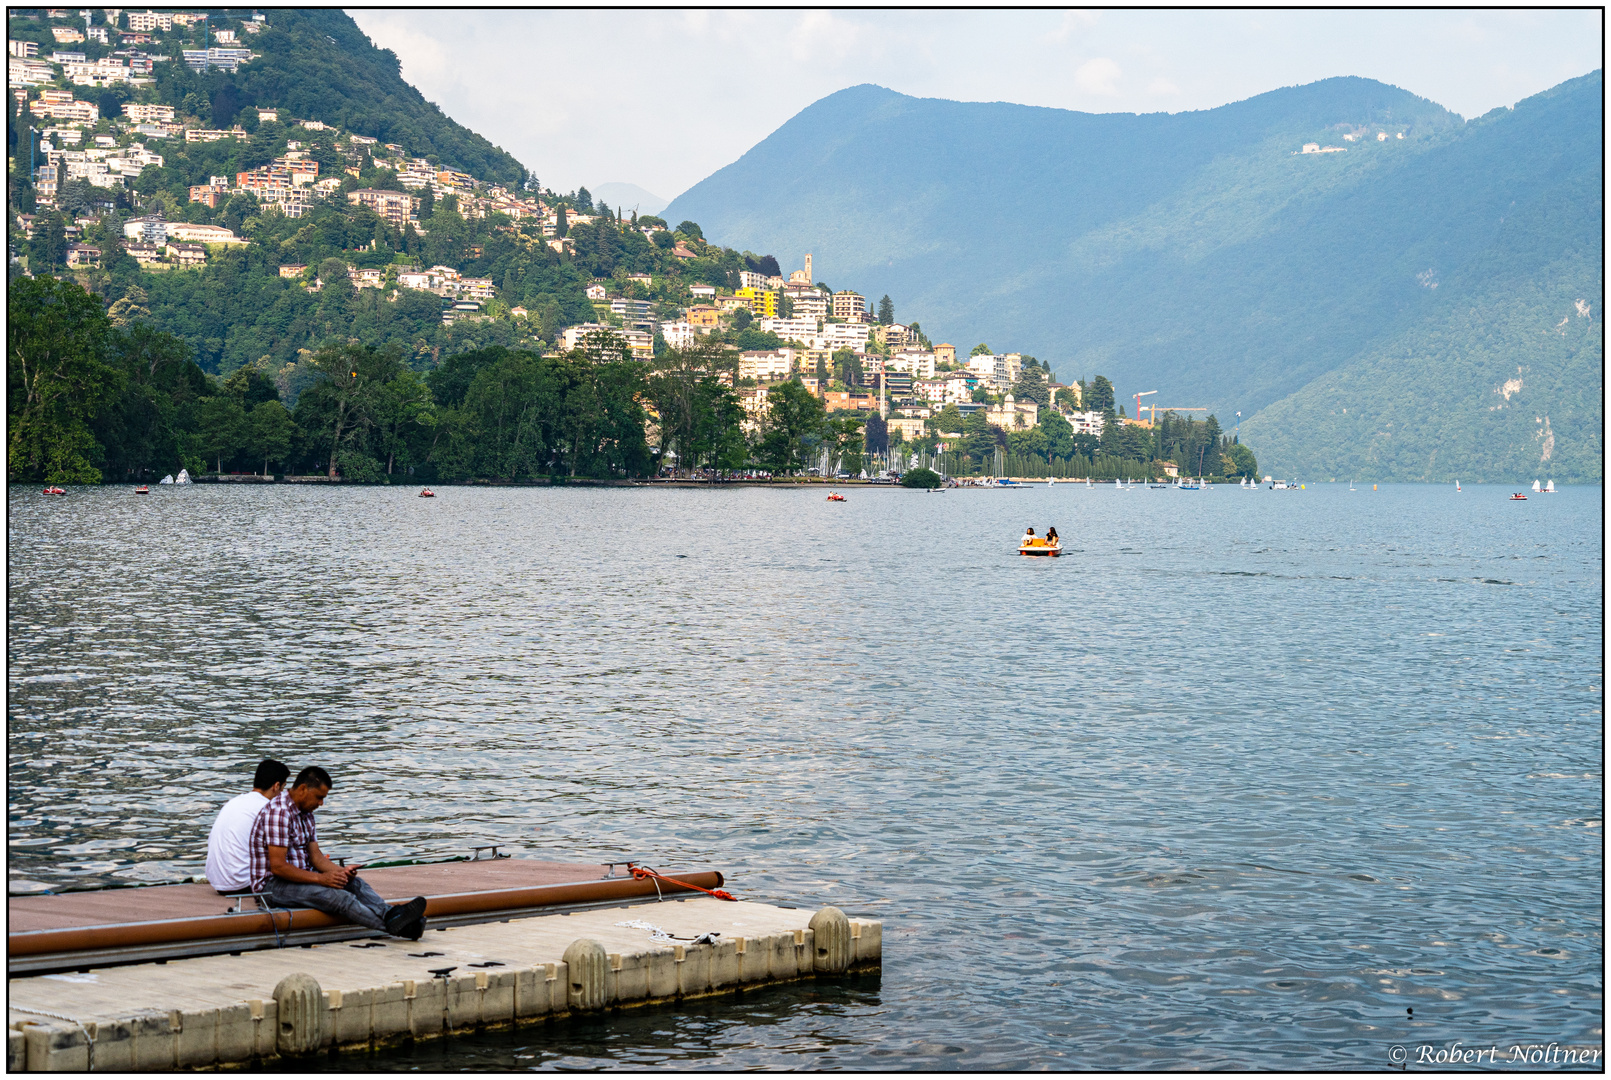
[263,874,391,932]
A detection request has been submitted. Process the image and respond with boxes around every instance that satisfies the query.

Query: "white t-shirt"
[205,791,268,891]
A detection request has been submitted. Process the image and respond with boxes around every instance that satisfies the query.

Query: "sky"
[349,9,1602,203]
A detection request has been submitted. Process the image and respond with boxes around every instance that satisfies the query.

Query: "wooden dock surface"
[9,860,610,934]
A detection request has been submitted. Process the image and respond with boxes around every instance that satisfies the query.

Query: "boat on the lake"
[419,488,435,497]
[41,487,66,496]
[134,485,149,495]
[826,492,845,501]
[1511,492,1528,501]
[1545,480,1556,493]
[1019,535,1062,557]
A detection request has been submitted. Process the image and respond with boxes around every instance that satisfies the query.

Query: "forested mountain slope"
[667,73,1603,481]
[226,10,526,186]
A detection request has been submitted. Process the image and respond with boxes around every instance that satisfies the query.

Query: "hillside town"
[10,14,1120,450]
[7,6,1144,464]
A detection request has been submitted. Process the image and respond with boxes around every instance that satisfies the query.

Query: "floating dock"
[7,859,881,1071]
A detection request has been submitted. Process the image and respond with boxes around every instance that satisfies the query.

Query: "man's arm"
[266,844,348,887]
[306,841,361,878]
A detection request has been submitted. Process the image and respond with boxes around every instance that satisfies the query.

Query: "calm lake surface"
[8,481,1602,1069]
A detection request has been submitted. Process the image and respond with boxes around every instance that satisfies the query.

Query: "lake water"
[7,481,1602,1070]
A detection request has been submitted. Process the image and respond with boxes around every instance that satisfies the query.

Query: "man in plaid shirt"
[249,766,427,939]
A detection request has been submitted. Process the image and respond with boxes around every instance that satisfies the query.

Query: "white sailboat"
[1114,478,1122,489]
[175,468,191,485]
[1455,479,1461,492]
[159,474,174,485]
[1047,477,1055,487]
[1545,480,1556,493]
[1531,479,1542,492]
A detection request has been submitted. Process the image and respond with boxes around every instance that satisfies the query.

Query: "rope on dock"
[627,864,737,902]
[10,1005,94,1071]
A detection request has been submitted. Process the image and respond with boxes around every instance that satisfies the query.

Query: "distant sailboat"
[1455,479,1461,492]
[1047,477,1055,487]
[175,468,191,485]
[1532,479,1542,492]
[159,474,174,485]
[1545,480,1556,493]
[1114,478,1122,489]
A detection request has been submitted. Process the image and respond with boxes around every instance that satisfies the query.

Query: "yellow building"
[734,287,778,318]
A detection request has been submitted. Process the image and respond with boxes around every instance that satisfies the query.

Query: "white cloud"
[1074,58,1123,96]
[1046,11,1101,44]
[786,11,869,64]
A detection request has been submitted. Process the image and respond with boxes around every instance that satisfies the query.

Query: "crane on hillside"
[1132,390,1157,424]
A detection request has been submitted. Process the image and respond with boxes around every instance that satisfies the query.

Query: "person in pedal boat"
[248,766,428,939]
[1046,527,1059,545]
[205,758,288,893]
[1023,526,1038,546]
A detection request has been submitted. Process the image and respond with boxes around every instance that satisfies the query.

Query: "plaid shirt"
[248,791,317,892]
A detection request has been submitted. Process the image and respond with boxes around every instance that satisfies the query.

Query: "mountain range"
[665,75,1602,481]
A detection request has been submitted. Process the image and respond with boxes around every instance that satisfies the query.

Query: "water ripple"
[7,482,1602,1069]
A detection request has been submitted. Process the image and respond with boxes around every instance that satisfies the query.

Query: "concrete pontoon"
[7,859,881,1071]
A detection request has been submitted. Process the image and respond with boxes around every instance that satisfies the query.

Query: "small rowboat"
[826,492,845,502]
[134,485,149,495]
[1019,538,1062,556]
[419,489,435,498]
[41,487,66,496]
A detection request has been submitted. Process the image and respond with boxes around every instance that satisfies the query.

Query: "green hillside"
[666,74,1603,482]
[5,7,526,185]
[1241,182,1603,483]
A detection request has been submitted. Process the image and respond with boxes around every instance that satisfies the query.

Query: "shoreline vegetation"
[9,277,1260,488]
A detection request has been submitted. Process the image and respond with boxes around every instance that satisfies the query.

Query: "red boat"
[41,487,66,496]
[134,485,149,495]
[826,493,845,501]
[419,488,435,498]
[1510,493,1528,501]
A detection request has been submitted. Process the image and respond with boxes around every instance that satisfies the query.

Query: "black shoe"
[401,914,427,940]
[384,896,428,935]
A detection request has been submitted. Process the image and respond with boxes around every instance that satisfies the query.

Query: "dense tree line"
[7,278,876,485]
[900,371,1257,481]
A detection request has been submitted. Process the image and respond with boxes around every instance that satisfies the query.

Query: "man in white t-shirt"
[205,759,289,892]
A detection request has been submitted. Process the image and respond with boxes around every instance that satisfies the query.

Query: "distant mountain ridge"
[666,74,1602,481]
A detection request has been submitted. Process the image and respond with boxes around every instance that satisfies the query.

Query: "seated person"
[249,766,427,939]
[206,758,289,893]
[1023,527,1038,546]
[1046,527,1059,544]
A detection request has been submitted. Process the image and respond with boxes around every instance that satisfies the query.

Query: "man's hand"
[317,867,350,888]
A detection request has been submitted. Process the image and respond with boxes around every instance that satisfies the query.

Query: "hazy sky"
[350,9,1601,201]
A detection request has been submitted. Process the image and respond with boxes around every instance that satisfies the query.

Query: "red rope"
[629,864,737,901]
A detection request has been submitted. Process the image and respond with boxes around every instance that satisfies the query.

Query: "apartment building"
[123,102,175,123]
[831,290,865,320]
[758,316,819,342]
[125,10,173,32]
[347,187,419,228]
[609,297,654,330]
[733,286,777,318]
[738,350,795,382]
[30,91,98,123]
[660,320,696,351]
